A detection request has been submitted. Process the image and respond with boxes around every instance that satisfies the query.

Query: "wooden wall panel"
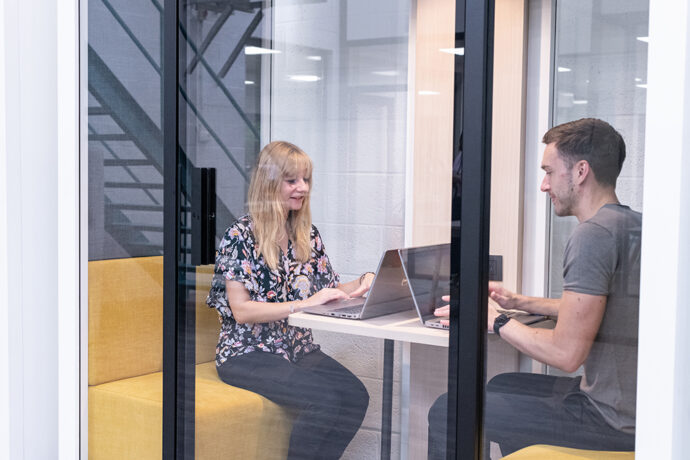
[410,0,455,246]
[490,0,528,292]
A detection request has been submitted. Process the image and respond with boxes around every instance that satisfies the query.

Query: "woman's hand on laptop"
[349,272,375,298]
[434,295,451,326]
[302,288,351,309]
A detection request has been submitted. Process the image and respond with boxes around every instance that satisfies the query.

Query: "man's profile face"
[540,142,576,216]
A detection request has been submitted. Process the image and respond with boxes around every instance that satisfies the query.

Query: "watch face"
[494,314,511,336]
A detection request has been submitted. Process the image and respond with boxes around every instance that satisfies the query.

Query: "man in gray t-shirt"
[563,203,641,434]
[485,118,640,452]
[428,118,640,458]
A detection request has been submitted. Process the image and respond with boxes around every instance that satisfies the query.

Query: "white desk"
[289,310,448,459]
[289,310,448,347]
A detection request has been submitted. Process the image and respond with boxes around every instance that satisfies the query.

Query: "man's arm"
[489,281,561,316]
[489,290,606,373]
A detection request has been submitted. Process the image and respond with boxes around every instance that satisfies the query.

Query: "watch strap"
[493,313,512,337]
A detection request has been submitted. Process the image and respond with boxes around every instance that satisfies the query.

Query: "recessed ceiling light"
[244,46,281,55]
[372,70,399,77]
[637,36,649,43]
[572,99,588,105]
[288,75,321,82]
[636,83,648,89]
[418,90,440,96]
[439,47,465,55]
[558,66,572,72]
[306,55,322,61]
[244,80,255,85]
[635,77,642,82]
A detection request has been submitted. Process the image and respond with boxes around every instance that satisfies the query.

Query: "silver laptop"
[401,244,452,330]
[404,247,545,330]
[301,249,416,320]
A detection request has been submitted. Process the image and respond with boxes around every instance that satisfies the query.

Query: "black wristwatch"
[493,313,512,337]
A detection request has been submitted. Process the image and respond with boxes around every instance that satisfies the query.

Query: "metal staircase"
[89,0,263,258]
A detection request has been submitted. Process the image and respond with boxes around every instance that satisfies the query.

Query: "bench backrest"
[88,256,219,386]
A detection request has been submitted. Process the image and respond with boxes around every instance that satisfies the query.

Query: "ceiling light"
[288,75,321,82]
[572,99,588,105]
[418,90,440,96]
[306,55,322,61]
[636,83,648,89]
[244,46,281,55]
[439,47,465,55]
[635,77,642,82]
[372,70,399,77]
[637,36,649,43]
[558,66,572,72]
[244,80,255,85]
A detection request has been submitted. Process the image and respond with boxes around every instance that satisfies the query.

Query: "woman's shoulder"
[221,215,254,242]
[310,223,325,251]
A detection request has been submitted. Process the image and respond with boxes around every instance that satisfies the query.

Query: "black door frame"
[161,0,495,458]
[448,0,494,459]
[163,0,195,458]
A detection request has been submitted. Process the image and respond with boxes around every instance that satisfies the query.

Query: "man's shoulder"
[588,204,642,228]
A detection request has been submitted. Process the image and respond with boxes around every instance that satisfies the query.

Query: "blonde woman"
[207,141,372,460]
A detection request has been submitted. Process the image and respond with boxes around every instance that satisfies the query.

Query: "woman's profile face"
[280,170,310,211]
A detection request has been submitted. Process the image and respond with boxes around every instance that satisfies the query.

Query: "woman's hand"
[349,273,375,298]
[302,287,351,309]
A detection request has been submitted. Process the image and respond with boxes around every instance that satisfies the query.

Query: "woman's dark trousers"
[217,349,370,460]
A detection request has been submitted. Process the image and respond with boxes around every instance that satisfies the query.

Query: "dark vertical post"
[448,0,494,459]
[162,0,179,458]
[381,339,394,460]
[163,0,195,458]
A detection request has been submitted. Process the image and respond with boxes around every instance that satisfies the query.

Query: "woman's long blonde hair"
[248,141,313,271]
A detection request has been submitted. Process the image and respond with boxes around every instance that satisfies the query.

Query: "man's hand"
[434,295,450,326]
[488,281,522,310]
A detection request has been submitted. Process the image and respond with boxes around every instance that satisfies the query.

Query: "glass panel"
[548,0,648,298]
[87,0,165,457]
[181,1,457,458]
[482,1,646,458]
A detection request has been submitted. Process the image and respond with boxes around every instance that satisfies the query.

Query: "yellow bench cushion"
[89,361,293,460]
[503,444,634,460]
[88,257,165,386]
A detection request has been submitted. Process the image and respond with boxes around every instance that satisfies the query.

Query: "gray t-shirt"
[562,204,642,434]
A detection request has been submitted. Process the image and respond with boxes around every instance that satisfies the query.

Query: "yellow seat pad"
[89,362,293,460]
[503,444,634,460]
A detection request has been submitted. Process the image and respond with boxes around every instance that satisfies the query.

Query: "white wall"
[1,0,80,459]
[637,1,690,458]
[0,1,10,458]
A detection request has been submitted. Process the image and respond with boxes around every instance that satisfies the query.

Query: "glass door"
[87,0,166,458]
[165,0,466,459]
[472,1,647,458]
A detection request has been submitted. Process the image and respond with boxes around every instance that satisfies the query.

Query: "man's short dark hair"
[542,118,626,187]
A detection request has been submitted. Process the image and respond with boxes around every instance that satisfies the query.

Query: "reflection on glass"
[87,0,165,458]
[549,0,648,297]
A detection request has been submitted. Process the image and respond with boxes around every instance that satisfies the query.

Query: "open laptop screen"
[398,244,451,320]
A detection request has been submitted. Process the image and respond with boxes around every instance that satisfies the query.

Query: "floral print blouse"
[207,215,340,366]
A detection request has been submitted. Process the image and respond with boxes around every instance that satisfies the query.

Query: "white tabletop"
[288,309,449,347]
